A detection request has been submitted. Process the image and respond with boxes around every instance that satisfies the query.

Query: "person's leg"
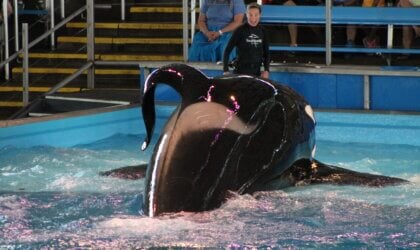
[344,25,356,59]
[397,0,414,55]
[398,0,412,7]
[413,26,420,37]
[346,25,357,44]
[402,26,413,49]
[234,64,260,77]
[284,0,298,46]
[363,27,380,48]
[288,24,298,46]
[188,32,213,62]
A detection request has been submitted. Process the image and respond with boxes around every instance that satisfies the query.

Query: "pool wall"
[156,69,420,112]
[0,105,419,148]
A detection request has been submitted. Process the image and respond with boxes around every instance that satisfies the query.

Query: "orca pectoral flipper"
[100,164,148,180]
[307,160,409,187]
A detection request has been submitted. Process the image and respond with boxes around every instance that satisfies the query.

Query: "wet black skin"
[104,64,408,217]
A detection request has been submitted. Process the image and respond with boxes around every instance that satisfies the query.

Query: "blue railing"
[260,5,420,64]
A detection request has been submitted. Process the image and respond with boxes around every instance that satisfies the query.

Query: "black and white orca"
[103,63,407,217]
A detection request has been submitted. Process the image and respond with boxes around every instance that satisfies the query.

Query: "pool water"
[1,123,419,248]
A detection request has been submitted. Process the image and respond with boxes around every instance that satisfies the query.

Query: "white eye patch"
[305,105,315,124]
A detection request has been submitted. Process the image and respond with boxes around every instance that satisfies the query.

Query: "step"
[127,6,197,22]
[0,91,40,107]
[0,106,21,119]
[12,67,140,75]
[57,36,187,44]
[56,37,184,53]
[0,101,23,107]
[21,52,183,61]
[11,67,141,87]
[45,95,130,105]
[0,86,81,93]
[129,6,190,13]
[20,53,99,60]
[48,88,140,104]
[99,54,183,61]
[22,89,140,116]
[64,21,191,37]
[66,22,186,30]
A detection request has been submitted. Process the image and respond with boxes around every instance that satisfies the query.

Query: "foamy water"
[0,134,419,248]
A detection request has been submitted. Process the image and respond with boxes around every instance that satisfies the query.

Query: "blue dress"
[188,0,246,62]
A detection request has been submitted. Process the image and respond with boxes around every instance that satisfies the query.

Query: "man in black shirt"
[223,3,270,78]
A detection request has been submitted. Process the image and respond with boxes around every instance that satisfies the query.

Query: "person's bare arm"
[198,12,213,40]
[219,13,245,34]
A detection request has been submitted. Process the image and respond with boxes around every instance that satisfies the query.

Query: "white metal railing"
[0,3,88,108]
[13,0,17,52]
[2,0,11,79]
[61,0,65,18]
[121,0,125,21]
[1,0,66,80]
[190,0,196,41]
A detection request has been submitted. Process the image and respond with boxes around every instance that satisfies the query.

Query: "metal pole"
[45,62,93,95]
[363,75,370,110]
[121,0,125,21]
[61,0,65,19]
[385,0,393,65]
[87,0,95,89]
[325,0,332,66]
[191,0,196,41]
[22,23,29,106]
[13,0,18,52]
[0,5,87,69]
[49,0,55,49]
[182,0,188,62]
[3,0,10,80]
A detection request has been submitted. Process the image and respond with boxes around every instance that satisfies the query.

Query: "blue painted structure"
[0,107,143,148]
[261,6,420,25]
[273,72,420,111]
[0,105,419,148]
[152,69,420,112]
[260,6,420,54]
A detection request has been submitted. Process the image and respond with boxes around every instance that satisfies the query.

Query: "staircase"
[0,0,188,119]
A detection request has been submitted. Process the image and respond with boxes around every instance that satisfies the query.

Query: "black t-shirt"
[223,23,270,72]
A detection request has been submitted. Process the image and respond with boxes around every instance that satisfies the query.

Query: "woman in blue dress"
[188,0,246,62]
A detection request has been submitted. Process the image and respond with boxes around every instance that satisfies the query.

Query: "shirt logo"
[246,34,262,47]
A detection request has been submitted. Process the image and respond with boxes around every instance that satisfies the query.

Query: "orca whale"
[104,63,407,217]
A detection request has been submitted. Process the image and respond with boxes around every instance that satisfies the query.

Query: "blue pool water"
[0,112,419,248]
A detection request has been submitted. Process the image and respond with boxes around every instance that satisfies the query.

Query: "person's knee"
[284,0,297,6]
[413,26,420,37]
[397,0,412,7]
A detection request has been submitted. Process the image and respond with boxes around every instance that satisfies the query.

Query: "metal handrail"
[121,0,125,20]
[1,3,89,110]
[0,5,86,70]
[49,0,56,49]
[1,0,67,79]
[45,62,93,95]
[182,0,188,61]
[2,0,11,79]
[61,0,65,19]
[13,0,17,52]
